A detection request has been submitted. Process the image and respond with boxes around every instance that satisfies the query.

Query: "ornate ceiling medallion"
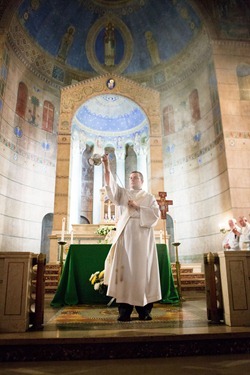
[86,16,133,75]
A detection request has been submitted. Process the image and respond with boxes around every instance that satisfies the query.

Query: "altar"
[51,244,179,307]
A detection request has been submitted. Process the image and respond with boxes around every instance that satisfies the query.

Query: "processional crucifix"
[156,191,173,245]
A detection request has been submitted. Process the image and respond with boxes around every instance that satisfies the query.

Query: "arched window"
[15,82,28,118]
[125,144,136,188]
[81,144,94,222]
[42,100,54,132]
[189,89,201,124]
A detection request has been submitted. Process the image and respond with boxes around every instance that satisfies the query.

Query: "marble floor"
[1,292,250,374]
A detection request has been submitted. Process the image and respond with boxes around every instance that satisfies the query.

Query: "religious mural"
[236,63,250,101]
[17,0,201,75]
[211,0,250,40]
[57,26,75,62]
[15,81,55,133]
[0,0,249,263]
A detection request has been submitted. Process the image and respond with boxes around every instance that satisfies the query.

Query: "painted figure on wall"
[213,0,249,39]
[145,31,161,66]
[163,105,175,135]
[189,89,201,124]
[104,22,115,67]
[58,26,75,62]
[237,63,250,100]
[15,82,28,119]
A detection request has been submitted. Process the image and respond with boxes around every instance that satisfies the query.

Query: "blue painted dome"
[17,0,201,74]
[74,95,147,134]
[16,0,202,141]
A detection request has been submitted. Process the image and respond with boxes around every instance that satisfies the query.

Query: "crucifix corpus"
[156,191,173,245]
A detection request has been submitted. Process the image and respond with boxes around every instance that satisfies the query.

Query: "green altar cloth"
[51,244,179,307]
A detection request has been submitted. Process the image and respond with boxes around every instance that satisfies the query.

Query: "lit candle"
[108,201,111,220]
[61,217,66,241]
[174,220,177,242]
[70,230,74,244]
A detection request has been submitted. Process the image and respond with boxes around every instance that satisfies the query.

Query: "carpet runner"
[48,303,207,329]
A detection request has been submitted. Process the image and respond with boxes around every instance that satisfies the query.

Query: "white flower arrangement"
[96,225,115,236]
[89,270,107,294]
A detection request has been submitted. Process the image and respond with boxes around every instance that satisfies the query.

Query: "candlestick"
[172,241,184,302]
[61,217,66,241]
[70,230,74,244]
[58,240,67,278]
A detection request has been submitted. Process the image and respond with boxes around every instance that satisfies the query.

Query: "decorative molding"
[60,74,160,123]
[165,133,224,168]
[224,131,250,139]
[0,134,55,168]
[211,39,250,48]
[80,0,148,17]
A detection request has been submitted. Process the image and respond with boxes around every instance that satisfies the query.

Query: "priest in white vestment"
[222,219,240,250]
[238,216,250,250]
[102,154,162,321]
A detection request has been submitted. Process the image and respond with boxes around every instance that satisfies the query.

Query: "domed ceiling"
[74,95,147,134]
[17,0,202,75]
[15,0,202,146]
[72,94,149,145]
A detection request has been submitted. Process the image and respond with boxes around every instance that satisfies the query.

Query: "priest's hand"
[128,200,140,211]
[102,154,110,185]
[102,154,109,165]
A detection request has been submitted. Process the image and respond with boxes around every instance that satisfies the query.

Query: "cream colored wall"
[161,54,230,263]
[161,41,250,264]
[212,41,250,222]
[0,43,60,253]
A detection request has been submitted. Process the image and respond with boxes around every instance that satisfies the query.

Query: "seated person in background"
[238,216,250,250]
[222,218,240,250]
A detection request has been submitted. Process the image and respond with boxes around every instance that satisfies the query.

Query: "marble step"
[43,264,61,294]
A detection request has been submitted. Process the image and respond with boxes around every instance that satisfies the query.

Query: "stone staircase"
[171,264,205,293]
[44,264,61,294]
[44,263,205,295]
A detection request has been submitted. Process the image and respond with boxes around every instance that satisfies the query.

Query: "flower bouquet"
[96,225,115,236]
[89,270,107,295]
[96,226,116,244]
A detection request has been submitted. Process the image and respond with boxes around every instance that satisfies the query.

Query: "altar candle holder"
[58,240,67,277]
[172,242,185,302]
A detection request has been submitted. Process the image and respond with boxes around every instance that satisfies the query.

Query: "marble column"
[116,150,125,187]
[137,149,148,191]
[92,164,103,224]
[69,135,81,226]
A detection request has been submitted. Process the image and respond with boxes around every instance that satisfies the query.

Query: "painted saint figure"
[58,26,75,62]
[145,30,161,66]
[104,22,115,67]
